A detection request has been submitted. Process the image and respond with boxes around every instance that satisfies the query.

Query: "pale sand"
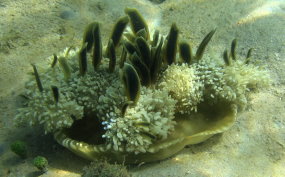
[0,0,284,176]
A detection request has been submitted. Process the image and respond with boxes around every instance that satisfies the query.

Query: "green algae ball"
[33,156,48,172]
[10,140,27,159]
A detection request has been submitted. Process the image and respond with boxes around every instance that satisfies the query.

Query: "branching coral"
[15,89,83,133]
[103,87,176,153]
[193,41,270,109]
[222,59,270,107]
[158,63,203,113]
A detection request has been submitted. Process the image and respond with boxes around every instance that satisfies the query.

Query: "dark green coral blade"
[140,131,157,140]
[51,85,59,103]
[195,29,216,61]
[59,57,71,80]
[245,48,253,64]
[92,24,102,70]
[179,41,192,64]
[119,47,127,68]
[136,36,151,68]
[79,43,88,76]
[165,23,179,65]
[223,49,231,66]
[121,63,141,104]
[136,28,148,40]
[150,36,163,84]
[31,64,43,92]
[107,39,116,73]
[124,32,136,43]
[130,52,151,86]
[151,30,159,47]
[111,16,129,47]
[82,22,99,52]
[230,39,237,60]
[51,54,58,68]
[125,8,150,40]
[246,48,253,59]
[123,40,138,55]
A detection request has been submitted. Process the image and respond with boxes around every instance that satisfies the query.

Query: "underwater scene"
[0,0,284,176]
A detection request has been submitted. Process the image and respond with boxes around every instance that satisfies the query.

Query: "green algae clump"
[10,140,27,159]
[15,8,270,164]
[33,156,48,173]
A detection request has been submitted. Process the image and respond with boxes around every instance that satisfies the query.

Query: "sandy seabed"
[0,0,284,176]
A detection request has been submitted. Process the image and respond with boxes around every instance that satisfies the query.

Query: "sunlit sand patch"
[237,0,285,24]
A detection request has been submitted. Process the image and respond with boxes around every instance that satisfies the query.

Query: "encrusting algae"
[15,8,270,164]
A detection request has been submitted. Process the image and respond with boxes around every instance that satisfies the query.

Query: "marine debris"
[15,8,270,164]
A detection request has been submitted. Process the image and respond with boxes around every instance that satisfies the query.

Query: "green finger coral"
[15,8,270,164]
[103,87,176,153]
[15,89,83,133]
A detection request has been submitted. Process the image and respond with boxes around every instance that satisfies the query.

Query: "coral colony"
[15,8,270,164]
